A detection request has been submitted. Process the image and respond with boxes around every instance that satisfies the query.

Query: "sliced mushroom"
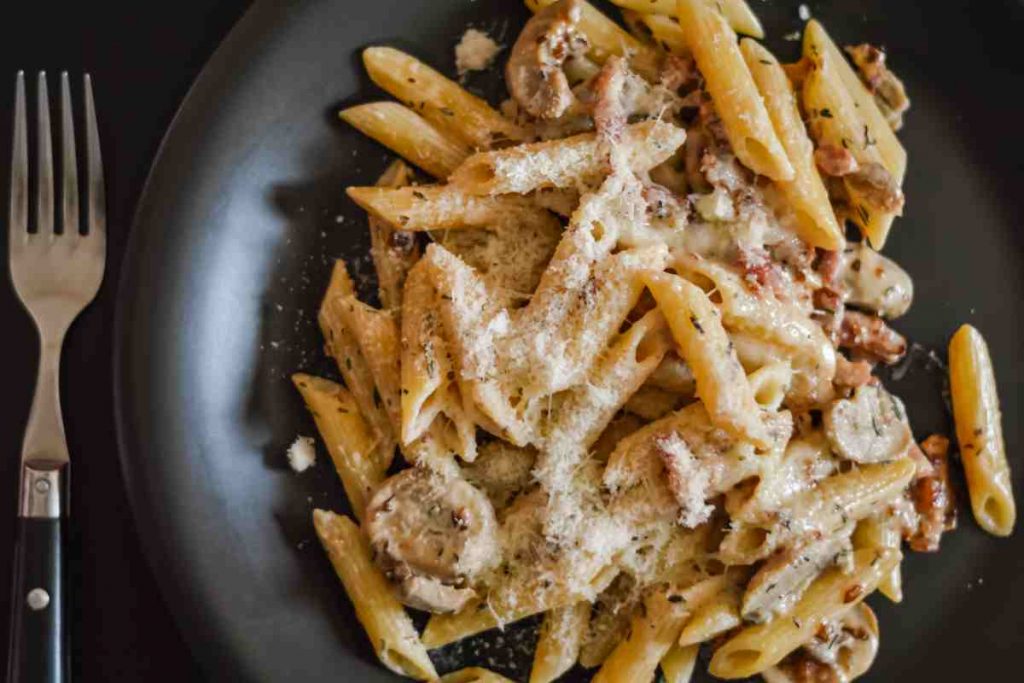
[841,242,913,319]
[364,467,499,613]
[461,440,536,511]
[823,384,912,464]
[844,162,904,214]
[741,531,853,624]
[506,0,589,120]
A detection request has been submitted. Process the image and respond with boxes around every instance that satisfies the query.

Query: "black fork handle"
[6,468,67,683]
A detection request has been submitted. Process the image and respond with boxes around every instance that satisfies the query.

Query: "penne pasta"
[854,516,904,602]
[709,548,899,679]
[362,46,527,150]
[441,668,517,683]
[805,20,906,184]
[740,39,844,251]
[676,583,742,646]
[645,271,771,449]
[593,577,725,683]
[529,602,590,683]
[346,184,561,233]
[319,261,397,471]
[802,21,903,248]
[450,120,686,195]
[660,643,699,683]
[367,159,420,313]
[340,102,470,179]
[676,0,793,181]
[611,0,764,38]
[292,374,383,519]
[312,510,437,680]
[949,324,1015,536]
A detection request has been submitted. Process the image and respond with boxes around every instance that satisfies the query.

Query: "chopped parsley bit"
[689,314,705,334]
[857,205,870,223]
[759,58,773,65]
[439,107,455,117]
[412,190,426,200]
[864,124,877,147]
[820,108,833,118]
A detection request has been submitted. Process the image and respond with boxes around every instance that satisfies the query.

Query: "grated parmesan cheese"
[455,28,502,76]
[286,436,316,473]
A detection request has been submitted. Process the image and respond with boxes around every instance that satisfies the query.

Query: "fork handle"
[6,468,66,683]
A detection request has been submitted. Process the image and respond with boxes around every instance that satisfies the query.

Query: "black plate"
[114,1,1024,680]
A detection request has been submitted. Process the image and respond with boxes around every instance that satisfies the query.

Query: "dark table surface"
[0,3,250,679]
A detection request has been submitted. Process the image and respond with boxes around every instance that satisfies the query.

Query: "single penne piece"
[421,599,498,649]
[612,0,764,38]
[660,644,699,683]
[292,375,383,519]
[339,102,470,179]
[319,261,396,471]
[312,510,437,681]
[634,12,688,55]
[450,119,686,195]
[335,296,403,435]
[526,0,661,80]
[362,46,526,150]
[740,39,844,251]
[529,602,590,683]
[853,516,903,602]
[441,668,517,683]
[709,548,899,679]
[801,42,896,248]
[367,159,420,313]
[346,185,560,232]
[676,0,793,181]
[645,271,771,449]
[676,584,742,646]
[804,20,906,183]
[746,360,793,412]
[593,577,726,683]
[949,324,1015,536]
[399,262,451,445]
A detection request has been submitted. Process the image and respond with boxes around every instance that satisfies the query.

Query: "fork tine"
[9,71,27,239]
[36,72,54,235]
[83,74,105,239]
[60,72,79,236]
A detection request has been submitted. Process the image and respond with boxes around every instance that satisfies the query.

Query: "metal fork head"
[8,71,106,337]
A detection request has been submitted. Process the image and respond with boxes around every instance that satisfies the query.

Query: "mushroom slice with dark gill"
[823,384,912,464]
[364,467,499,613]
[506,0,589,120]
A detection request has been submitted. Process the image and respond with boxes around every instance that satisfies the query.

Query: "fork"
[6,71,105,683]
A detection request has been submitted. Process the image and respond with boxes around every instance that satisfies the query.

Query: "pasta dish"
[290,1,1016,681]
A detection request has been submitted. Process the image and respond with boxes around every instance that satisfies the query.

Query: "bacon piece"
[833,355,874,390]
[815,248,844,287]
[737,247,790,300]
[659,53,699,92]
[814,144,859,177]
[775,650,841,683]
[909,434,957,552]
[845,44,910,131]
[838,310,907,365]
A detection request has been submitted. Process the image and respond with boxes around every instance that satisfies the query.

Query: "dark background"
[0,3,249,679]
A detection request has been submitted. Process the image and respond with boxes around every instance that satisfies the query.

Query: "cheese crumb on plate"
[455,28,501,76]
[286,435,316,473]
